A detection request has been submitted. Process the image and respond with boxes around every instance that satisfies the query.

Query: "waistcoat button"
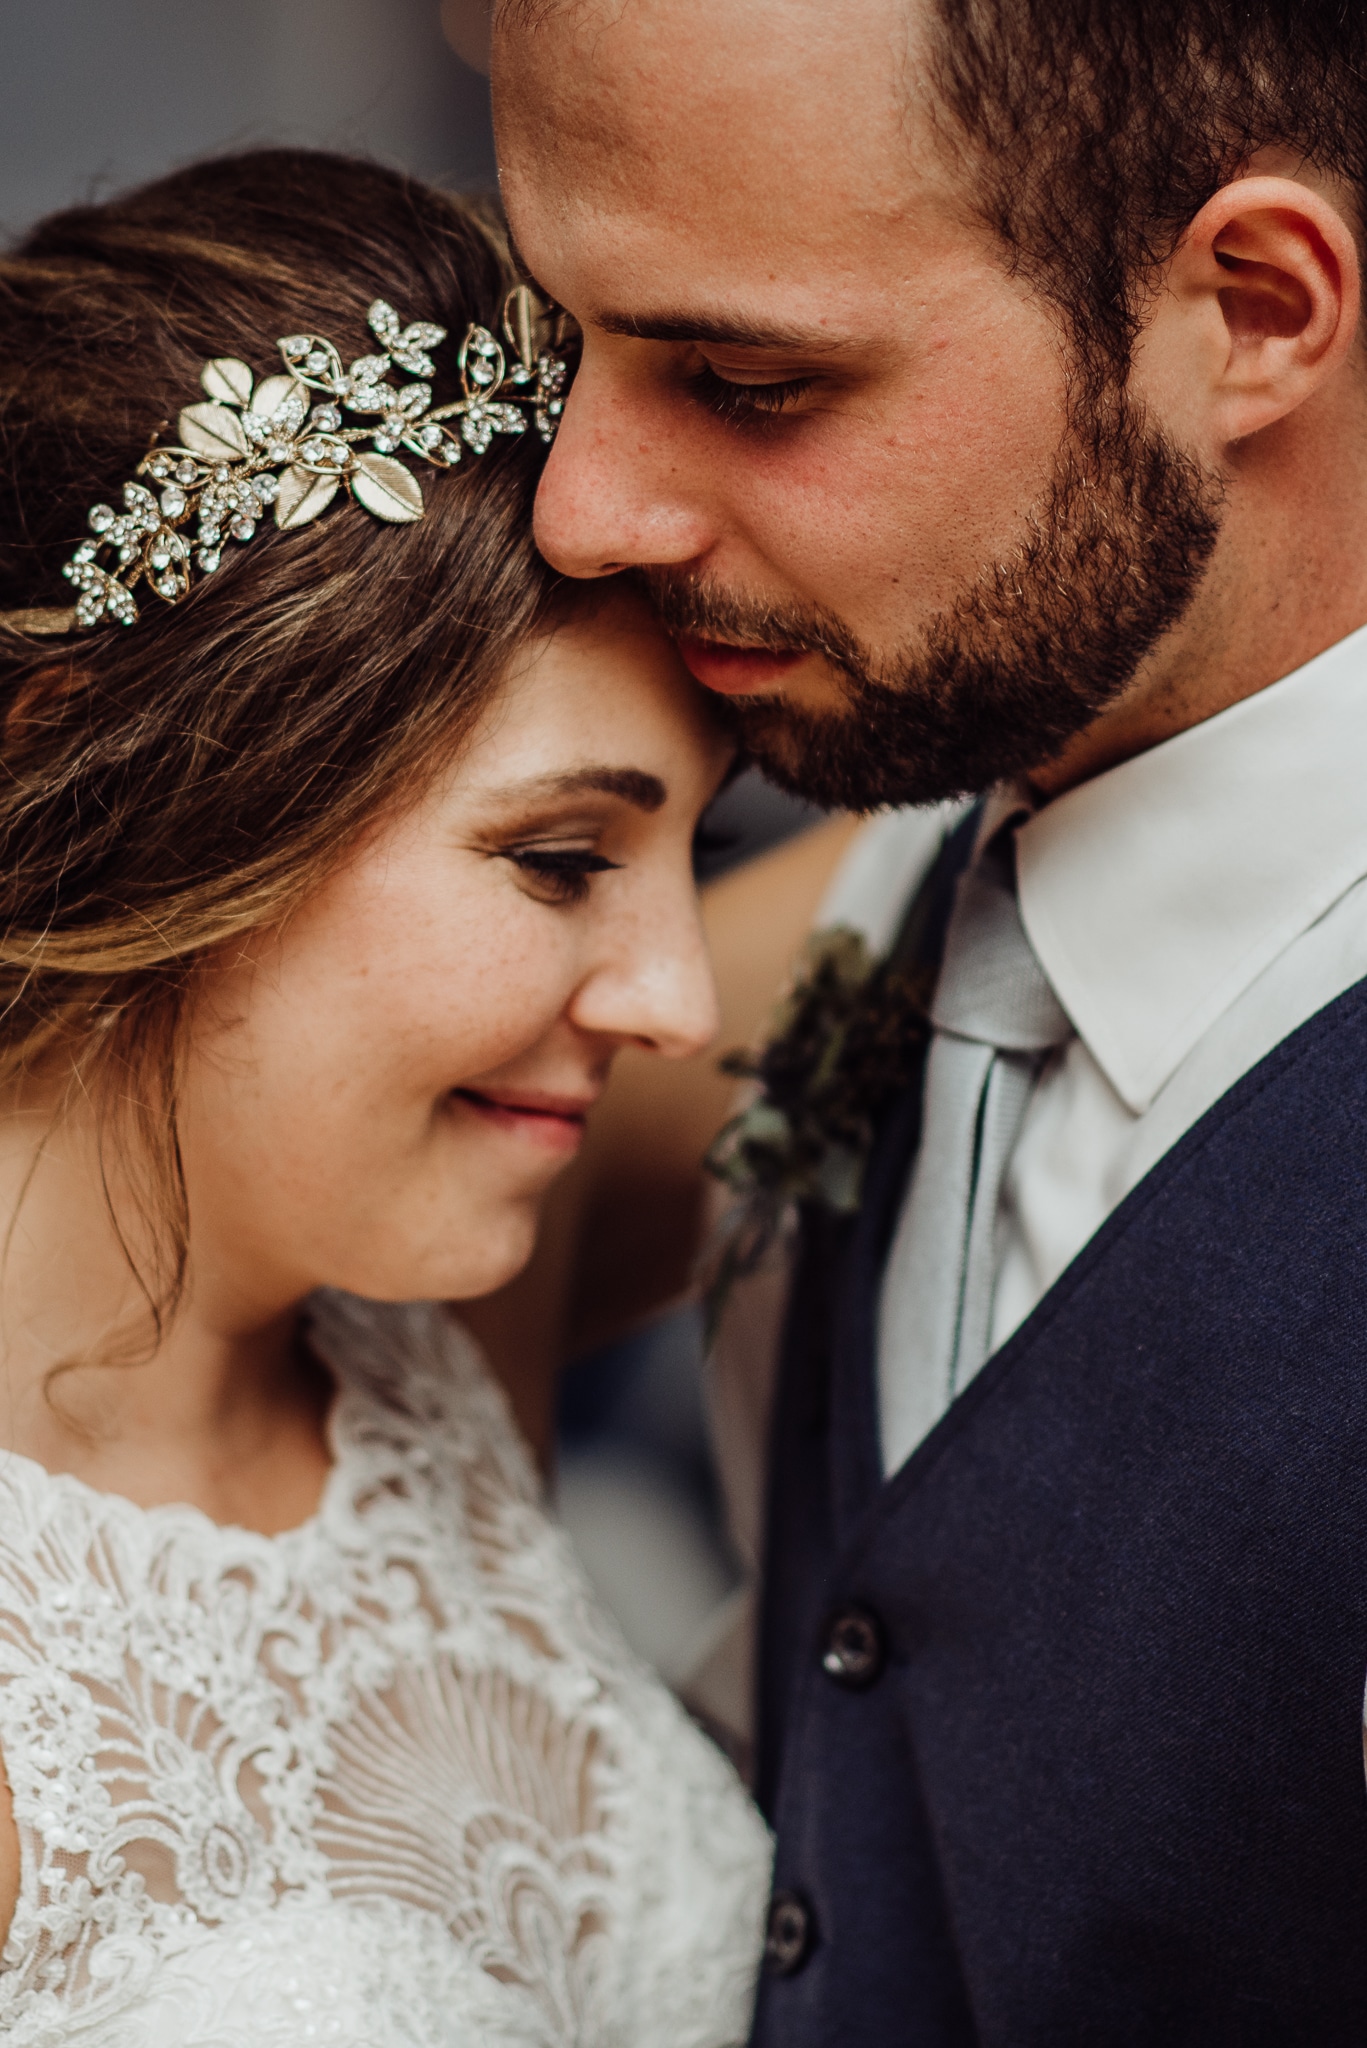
[821,1605,885,1688]
[764,1889,814,1976]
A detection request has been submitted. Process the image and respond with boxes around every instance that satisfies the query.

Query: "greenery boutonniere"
[703,926,931,1328]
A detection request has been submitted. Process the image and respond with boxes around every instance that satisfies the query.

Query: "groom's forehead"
[494,0,960,307]
[494,0,927,195]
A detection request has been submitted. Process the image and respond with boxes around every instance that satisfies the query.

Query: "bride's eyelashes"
[687,361,817,426]
[497,844,624,906]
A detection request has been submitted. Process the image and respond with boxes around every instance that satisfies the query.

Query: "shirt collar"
[1013,621,1367,1113]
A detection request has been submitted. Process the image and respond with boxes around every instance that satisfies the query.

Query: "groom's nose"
[534,347,715,579]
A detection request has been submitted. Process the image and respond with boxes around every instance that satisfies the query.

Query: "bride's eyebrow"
[491,767,667,812]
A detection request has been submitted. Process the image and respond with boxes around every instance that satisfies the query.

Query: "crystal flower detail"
[61,288,569,630]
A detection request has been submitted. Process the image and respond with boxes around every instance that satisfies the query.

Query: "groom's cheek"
[534,290,1069,659]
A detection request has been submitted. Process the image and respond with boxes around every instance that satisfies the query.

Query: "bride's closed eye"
[498,844,624,905]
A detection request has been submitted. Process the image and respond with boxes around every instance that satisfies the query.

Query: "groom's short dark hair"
[931,0,1366,379]
[499,0,1366,382]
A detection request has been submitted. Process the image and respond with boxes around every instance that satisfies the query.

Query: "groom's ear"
[1132,172,1361,452]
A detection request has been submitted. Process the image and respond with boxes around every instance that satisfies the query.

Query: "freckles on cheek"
[355,900,575,1090]
[297,824,581,1106]
[445,929,575,1075]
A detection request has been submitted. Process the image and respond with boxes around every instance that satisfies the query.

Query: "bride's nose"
[568,890,720,1060]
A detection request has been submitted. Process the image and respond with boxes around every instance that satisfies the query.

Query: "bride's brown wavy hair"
[0,148,563,1342]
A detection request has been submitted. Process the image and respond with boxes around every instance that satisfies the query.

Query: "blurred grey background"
[1,0,819,1694]
[0,0,499,237]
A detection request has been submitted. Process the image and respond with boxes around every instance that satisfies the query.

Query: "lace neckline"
[0,1433,343,1554]
[0,1290,451,1551]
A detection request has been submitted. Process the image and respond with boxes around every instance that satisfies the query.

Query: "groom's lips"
[675,635,805,696]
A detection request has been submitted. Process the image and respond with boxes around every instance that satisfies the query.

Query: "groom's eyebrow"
[596,308,845,354]
[500,767,668,811]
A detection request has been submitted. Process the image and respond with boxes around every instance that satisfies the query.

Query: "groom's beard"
[643,388,1224,810]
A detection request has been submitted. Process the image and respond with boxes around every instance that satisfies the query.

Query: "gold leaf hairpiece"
[47,286,568,634]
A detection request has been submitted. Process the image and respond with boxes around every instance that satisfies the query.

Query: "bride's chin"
[325,1105,576,1304]
[348,1200,542,1307]
[439,1235,538,1305]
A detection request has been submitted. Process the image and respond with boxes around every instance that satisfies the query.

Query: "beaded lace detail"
[0,1292,770,2046]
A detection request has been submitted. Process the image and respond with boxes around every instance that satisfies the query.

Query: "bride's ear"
[1132,173,1361,451]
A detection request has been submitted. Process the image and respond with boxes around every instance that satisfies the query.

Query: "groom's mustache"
[636,567,871,687]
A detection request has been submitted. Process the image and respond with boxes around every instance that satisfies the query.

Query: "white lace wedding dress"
[0,1291,771,2046]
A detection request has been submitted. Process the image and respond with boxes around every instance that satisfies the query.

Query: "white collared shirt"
[821,621,1367,1473]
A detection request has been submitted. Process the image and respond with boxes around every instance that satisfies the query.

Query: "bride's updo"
[0,149,563,1308]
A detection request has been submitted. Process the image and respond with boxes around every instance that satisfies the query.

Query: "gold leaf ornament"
[200,357,255,407]
[274,465,340,532]
[249,373,306,423]
[351,452,424,523]
[177,402,250,461]
[53,288,569,631]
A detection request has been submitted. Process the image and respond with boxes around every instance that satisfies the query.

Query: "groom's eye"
[688,361,817,426]
[499,845,623,906]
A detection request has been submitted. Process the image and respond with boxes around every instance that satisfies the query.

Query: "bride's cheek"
[178,859,580,1302]
[425,899,586,1072]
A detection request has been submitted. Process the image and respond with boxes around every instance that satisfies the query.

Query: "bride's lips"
[675,635,806,696]
[451,1087,594,1153]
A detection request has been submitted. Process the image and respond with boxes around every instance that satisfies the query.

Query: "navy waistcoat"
[751,874,1367,2044]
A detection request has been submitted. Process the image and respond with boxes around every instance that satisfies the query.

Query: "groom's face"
[494,0,1220,806]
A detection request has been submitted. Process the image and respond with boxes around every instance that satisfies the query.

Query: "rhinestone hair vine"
[50,286,568,633]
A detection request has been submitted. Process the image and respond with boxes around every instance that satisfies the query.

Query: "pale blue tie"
[877,832,1072,1473]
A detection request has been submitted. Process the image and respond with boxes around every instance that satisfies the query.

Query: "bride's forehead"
[444,638,726,815]
[496,593,696,706]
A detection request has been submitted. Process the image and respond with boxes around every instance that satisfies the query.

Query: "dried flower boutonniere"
[702,926,932,1329]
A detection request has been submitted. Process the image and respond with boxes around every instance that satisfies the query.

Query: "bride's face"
[177,592,731,1315]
